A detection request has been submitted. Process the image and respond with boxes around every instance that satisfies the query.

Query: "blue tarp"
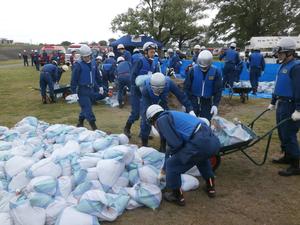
[161,59,280,82]
[110,35,163,48]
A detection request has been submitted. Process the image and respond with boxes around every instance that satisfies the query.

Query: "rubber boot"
[163,189,185,206]
[206,177,216,198]
[278,158,300,176]
[141,137,148,147]
[77,118,84,127]
[89,121,98,131]
[42,96,47,104]
[123,121,132,138]
[272,153,291,165]
[49,95,56,103]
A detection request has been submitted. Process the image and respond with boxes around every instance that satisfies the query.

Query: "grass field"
[0,61,299,225]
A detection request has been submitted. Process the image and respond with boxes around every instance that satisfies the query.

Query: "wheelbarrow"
[210,109,291,171]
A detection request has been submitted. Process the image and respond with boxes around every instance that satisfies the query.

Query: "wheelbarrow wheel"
[210,155,221,171]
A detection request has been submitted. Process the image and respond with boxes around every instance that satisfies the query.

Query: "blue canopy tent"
[110,35,163,55]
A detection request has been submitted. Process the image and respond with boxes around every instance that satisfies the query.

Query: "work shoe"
[206,177,216,198]
[278,159,300,176]
[89,121,98,131]
[42,96,47,104]
[76,119,84,127]
[118,101,124,109]
[141,138,148,147]
[272,154,291,165]
[49,95,56,103]
[123,121,132,138]
[163,189,185,206]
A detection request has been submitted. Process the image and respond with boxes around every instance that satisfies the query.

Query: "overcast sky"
[0,0,214,44]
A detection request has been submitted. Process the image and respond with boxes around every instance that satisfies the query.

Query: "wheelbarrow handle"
[248,109,271,128]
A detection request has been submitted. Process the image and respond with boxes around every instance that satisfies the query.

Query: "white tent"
[246,35,300,50]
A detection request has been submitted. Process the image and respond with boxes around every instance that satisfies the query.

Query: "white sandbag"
[0,212,12,225]
[28,192,54,208]
[72,181,102,200]
[55,206,99,225]
[135,147,165,169]
[129,165,160,186]
[0,151,13,161]
[8,171,31,192]
[79,142,94,154]
[51,140,80,161]
[117,134,129,145]
[0,190,15,212]
[57,158,72,176]
[125,182,162,209]
[10,200,46,225]
[86,168,98,181]
[126,199,143,210]
[15,116,39,128]
[78,156,100,169]
[11,145,34,157]
[93,136,116,152]
[5,156,35,178]
[78,130,98,143]
[0,130,19,142]
[77,190,129,221]
[27,176,57,196]
[185,166,201,177]
[181,174,200,191]
[96,159,125,191]
[65,94,79,104]
[45,197,67,225]
[56,176,73,199]
[13,124,36,135]
[0,126,9,136]
[0,141,12,151]
[102,145,135,165]
[27,158,62,178]
[73,169,88,186]
[45,124,68,139]
[211,116,252,147]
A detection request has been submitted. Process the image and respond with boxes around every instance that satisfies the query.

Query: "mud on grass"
[0,65,300,225]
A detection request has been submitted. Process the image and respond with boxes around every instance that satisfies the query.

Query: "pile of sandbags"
[0,116,200,225]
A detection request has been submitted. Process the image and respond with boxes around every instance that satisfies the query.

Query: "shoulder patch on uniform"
[281,69,288,74]
[208,76,214,80]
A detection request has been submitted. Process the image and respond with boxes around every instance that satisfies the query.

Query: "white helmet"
[150,72,166,96]
[107,52,115,57]
[52,60,58,65]
[194,45,201,50]
[253,46,260,51]
[62,65,69,71]
[197,50,213,68]
[143,42,157,51]
[201,46,206,50]
[80,44,92,57]
[230,43,237,48]
[117,44,125,49]
[277,37,297,52]
[133,48,140,53]
[167,48,174,53]
[96,56,102,61]
[146,104,164,123]
[34,50,38,53]
[117,56,125,63]
[175,47,180,51]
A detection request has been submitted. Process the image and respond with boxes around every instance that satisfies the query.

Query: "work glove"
[198,117,210,126]
[158,170,166,182]
[291,110,300,121]
[189,110,197,117]
[151,126,160,137]
[268,104,275,111]
[210,106,218,117]
[99,87,104,95]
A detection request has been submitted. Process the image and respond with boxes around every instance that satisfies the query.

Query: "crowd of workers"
[25,37,299,207]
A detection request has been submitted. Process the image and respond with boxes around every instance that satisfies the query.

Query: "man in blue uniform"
[184,50,223,121]
[268,37,300,176]
[219,43,240,87]
[39,61,58,104]
[33,50,40,71]
[167,48,182,76]
[132,48,143,64]
[140,72,195,146]
[247,47,265,94]
[192,45,201,64]
[102,52,117,89]
[71,45,101,131]
[123,42,160,138]
[146,105,220,205]
[117,44,132,63]
[116,56,131,108]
